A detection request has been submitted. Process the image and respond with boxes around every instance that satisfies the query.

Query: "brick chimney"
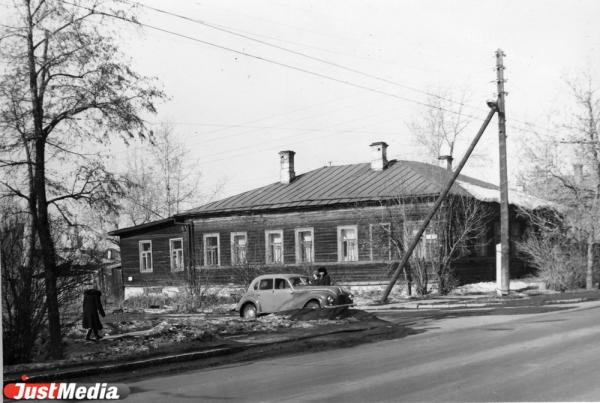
[369,142,388,171]
[279,150,295,184]
[438,155,453,171]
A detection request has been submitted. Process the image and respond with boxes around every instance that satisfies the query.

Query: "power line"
[56,1,566,145]
[101,91,372,155]
[124,0,562,137]
[108,100,408,160]
[58,0,492,124]
[120,0,487,115]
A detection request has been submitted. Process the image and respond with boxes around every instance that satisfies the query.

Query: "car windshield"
[289,276,309,287]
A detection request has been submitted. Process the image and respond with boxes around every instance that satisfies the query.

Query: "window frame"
[203,233,221,266]
[369,223,392,261]
[169,237,185,272]
[294,227,315,264]
[139,240,153,273]
[337,225,359,262]
[230,231,248,265]
[265,229,284,264]
[404,220,439,261]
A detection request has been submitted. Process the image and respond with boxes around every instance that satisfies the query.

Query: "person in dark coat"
[317,267,332,286]
[83,289,105,341]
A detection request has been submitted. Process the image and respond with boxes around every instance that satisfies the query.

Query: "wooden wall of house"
[116,201,535,289]
[119,222,190,287]
[191,205,425,267]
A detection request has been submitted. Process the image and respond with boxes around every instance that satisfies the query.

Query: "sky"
[104,0,600,201]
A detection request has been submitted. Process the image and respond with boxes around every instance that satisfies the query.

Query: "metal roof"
[109,159,557,237]
[108,217,177,236]
[181,160,497,216]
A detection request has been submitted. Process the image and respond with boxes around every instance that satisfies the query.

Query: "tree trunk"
[34,138,63,359]
[403,265,412,296]
[17,215,36,362]
[586,234,595,289]
[25,2,62,359]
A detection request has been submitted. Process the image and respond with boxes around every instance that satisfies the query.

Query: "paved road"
[120,301,600,402]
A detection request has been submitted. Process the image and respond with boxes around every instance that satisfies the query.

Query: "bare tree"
[516,207,586,291]
[120,124,222,226]
[0,0,164,358]
[516,73,599,289]
[373,195,493,296]
[408,89,473,164]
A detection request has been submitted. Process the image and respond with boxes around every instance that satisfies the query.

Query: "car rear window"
[274,278,289,289]
[258,279,273,290]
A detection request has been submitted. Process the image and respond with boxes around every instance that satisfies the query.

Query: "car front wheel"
[304,300,320,309]
[242,303,257,320]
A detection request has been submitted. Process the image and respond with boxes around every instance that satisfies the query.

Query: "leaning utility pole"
[496,49,510,296]
[380,103,498,302]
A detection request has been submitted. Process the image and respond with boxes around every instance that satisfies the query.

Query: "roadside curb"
[362,296,594,311]
[3,324,378,384]
[363,302,490,311]
[3,346,245,384]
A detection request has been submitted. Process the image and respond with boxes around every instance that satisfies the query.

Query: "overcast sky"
[108,0,600,200]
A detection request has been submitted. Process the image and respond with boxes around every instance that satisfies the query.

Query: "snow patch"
[457,180,556,210]
[452,280,538,295]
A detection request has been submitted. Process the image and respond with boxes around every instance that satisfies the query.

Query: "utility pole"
[381,103,497,302]
[496,49,510,296]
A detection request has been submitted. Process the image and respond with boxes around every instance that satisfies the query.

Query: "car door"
[270,278,296,311]
[255,277,275,313]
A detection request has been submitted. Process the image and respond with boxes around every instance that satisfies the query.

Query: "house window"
[203,233,220,266]
[139,241,153,273]
[338,225,358,262]
[405,221,439,261]
[265,230,284,264]
[370,223,391,261]
[169,238,184,272]
[295,228,314,263]
[473,228,489,257]
[231,232,248,265]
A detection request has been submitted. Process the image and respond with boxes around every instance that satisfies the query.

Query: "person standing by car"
[317,267,332,285]
[310,270,319,285]
[83,288,105,341]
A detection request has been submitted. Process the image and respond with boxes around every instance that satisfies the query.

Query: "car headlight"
[326,295,335,305]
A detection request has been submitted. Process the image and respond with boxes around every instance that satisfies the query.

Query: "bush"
[123,293,173,310]
[518,233,586,291]
[123,288,239,313]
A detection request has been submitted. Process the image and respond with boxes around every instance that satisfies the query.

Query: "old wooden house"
[110,142,550,296]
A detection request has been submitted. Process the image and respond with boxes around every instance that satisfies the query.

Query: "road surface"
[120,301,600,402]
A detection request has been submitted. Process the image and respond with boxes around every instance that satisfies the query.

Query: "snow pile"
[59,312,353,364]
[451,280,539,295]
[347,284,412,306]
[457,180,557,210]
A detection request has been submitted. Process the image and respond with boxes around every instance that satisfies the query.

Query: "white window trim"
[294,227,315,264]
[404,220,438,261]
[169,237,184,272]
[369,223,391,261]
[203,233,221,266]
[337,225,359,262]
[139,240,153,273]
[265,229,284,264]
[230,231,248,265]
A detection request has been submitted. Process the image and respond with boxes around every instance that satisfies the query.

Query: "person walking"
[83,288,105,341]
